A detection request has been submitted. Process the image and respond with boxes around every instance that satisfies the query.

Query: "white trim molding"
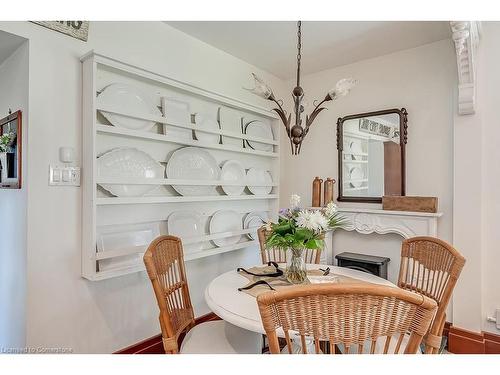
[337,208,443,239]
[450,21,481,115]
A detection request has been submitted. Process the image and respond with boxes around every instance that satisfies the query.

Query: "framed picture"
[0,110,22,189]
[31,21,89,42]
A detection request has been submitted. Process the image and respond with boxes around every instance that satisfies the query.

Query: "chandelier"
[245,21,357,155]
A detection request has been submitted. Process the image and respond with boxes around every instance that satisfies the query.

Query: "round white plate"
[210,210,242,247]
[97,147,164,197]
[166,147,220,196]
[220,160,246,196]
[244,120,274,152]
[168,211,203,254]
[194,113,220,144]
[349,140,363,157]
[244,211,269,240]
[349,166,364,188]
[246,168,273,195]
[97,83,161,131]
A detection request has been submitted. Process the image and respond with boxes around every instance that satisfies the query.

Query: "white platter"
[244,211,269,240]
[97,83,161,130]
[97,147,165,197]
[220,160,246,196]
[166,147,220,196]
[194,113,220,144]
[349,140,363,158]
[244,120,274,152]
[97,222,160,272]
[218,106,243,148]
[161,97,192,141]
[246,168,273,195]
[168,211,204,253]
[349,166,364,188]
[210,210,242,247]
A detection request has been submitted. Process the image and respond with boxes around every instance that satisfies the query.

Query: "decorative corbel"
[450,21,481,115]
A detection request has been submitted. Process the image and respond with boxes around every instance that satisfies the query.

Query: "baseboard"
[116,316,500,354]
[448,325,500,354]
[114,312,220,354]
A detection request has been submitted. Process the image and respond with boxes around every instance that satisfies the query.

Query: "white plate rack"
[82,51,280,281]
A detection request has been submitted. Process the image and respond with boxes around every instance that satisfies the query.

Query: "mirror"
[0,110,22,189]
[336,108,407,203]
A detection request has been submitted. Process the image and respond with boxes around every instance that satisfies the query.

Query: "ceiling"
[0,30,26,66]
[167,21,451,80]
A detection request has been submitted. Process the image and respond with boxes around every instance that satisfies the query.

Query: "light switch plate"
[49,165,81,186]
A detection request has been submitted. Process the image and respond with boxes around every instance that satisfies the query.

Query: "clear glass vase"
[285,247,307,284]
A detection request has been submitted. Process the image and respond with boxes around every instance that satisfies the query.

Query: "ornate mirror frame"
[336,108,407,203]
[0,110,22,189]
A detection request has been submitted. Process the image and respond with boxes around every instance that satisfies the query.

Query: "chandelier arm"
[303,98,328,136]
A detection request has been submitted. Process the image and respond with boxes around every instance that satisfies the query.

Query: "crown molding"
[450,21,481,115]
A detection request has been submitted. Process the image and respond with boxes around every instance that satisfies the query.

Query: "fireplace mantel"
[336,207,443,239]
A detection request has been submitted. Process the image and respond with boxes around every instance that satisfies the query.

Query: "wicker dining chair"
[257,283,437,354]
[398,236,466,354]
[143,235,261,354]
[257,226,321,264]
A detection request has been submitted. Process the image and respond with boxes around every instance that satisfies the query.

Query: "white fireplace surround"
[337,207,443,239]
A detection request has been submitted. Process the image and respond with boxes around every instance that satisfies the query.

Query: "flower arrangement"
[0,133,14,153]
[264,194,346,284]
[265,194,346,251]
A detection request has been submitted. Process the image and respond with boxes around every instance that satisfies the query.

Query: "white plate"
[246,168,273,195]
[244,211,269,240]
[168,211,203,254]
[161,97,192,141]
[349,140,363,157]
[244,120,274,152]
[349,166,364,188]
[166,147,220,196]
[218,107,243,148]
[210,210,242,247]
[97,147,165,197]
[97,222,160,272]
[194,113,220,144]
[97,83,161,131]
[220,160,246,196]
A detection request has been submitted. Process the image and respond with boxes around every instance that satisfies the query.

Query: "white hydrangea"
[325,202,338,218]
[296,210,329,233]
[289,194,301,209]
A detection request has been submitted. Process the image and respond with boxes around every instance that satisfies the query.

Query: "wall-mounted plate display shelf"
[82,51,280,281]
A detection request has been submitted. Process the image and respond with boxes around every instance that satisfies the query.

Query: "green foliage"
[265,209,345,251]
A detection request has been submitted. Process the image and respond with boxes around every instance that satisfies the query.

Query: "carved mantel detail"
[450,21,481,115]
[337,208,443,239]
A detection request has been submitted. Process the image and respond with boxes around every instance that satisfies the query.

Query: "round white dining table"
[205,263,395,335]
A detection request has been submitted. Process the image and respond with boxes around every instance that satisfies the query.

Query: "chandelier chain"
[296,21,302,87]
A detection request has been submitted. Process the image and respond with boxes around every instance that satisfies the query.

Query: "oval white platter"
[97,83,161,131]
[218,106,243,148]
[244,120,274,152]
[349,166,364,188]
[220,160,246,196]
[210,210,242,247]
[246,168,273,195]
[97,147,165,197]
[349,139,363,159]
[244,211,269,240]
[194,113,220,145]
[168,211,204,253]
[161,97,192,141]
[166,146,220,196]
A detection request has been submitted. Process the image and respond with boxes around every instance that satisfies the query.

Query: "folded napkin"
[237,265,366,298]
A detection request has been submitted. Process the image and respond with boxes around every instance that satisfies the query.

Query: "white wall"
[280,39,456,284]
[0,39,28,348]
[0,21,286,353]
[477,22,500,334]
